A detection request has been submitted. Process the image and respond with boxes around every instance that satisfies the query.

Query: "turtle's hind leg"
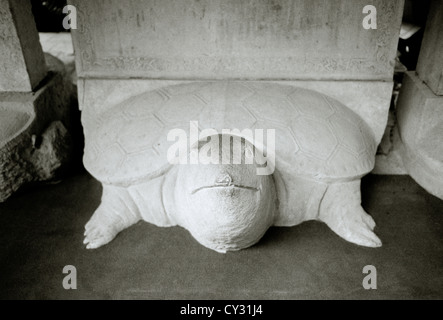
[84,185,141,249]
[318,180,382,248]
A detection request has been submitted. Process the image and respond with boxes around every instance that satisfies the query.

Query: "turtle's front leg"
[318,180,382,248]
[84,185,141,249]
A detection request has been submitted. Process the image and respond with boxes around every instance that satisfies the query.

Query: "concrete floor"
[0,170,442,300]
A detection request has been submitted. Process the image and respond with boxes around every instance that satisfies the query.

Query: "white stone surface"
[83,82,382,252]
[72,0,403,251]
[78,78,393,145]
[0,0,47,91]
[69,0,403,81]
[396,72,443,199]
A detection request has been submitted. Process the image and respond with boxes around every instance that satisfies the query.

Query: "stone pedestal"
[0,0,76,202]
[69,0,405,251]
[70,0,404,145]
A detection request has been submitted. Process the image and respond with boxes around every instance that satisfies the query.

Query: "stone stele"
[83,82,381,253]
[69,0,403,81]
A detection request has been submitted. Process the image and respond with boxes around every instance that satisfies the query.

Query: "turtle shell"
[84,82,376,186]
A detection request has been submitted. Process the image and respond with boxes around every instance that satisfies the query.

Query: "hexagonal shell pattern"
[83,82,376,185]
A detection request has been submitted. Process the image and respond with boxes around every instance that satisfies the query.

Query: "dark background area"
[31,0,68,32]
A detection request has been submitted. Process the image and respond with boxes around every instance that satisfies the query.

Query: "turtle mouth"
[190,184,259,195]
[190,173,259,194]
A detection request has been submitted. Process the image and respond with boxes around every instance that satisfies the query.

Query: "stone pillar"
[0,0,47,92]
[0,0,75,202]
[396,0,443,199]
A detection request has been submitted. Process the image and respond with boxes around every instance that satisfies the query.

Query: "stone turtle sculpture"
[83,82,381,252]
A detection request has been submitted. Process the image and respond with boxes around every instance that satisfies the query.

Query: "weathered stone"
[396,72,443,199]
[0,56,75,202]
[0,0,47,91]
[416,0,443,95]
[70,0,403,81]
[31,121,72,181]
[0,120,72,202]
[83,82,381,252]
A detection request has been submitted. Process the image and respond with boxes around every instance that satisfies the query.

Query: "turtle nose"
[215,173,233,186]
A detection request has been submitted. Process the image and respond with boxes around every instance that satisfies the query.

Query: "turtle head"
[174,134,277,253]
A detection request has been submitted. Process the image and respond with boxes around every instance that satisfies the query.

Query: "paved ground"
[0,170,442,300]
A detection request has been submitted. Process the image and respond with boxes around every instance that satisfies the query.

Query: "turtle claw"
[83,185,142,249]
[320,205,382,248]
[83,206,123,249]
[361,211,376,231]
[84,230,115,249]
[339,218,382,248]
[84,223,118,249]
[317,181,382,248]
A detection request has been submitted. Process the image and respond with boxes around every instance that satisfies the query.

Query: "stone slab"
[416,0,443,95]
[78,78,393,145]
[396,71,443,199]
[69,0,403,81]
[0,0,47,92]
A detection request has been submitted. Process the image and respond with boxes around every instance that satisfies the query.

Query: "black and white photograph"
[0,0,442,306]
